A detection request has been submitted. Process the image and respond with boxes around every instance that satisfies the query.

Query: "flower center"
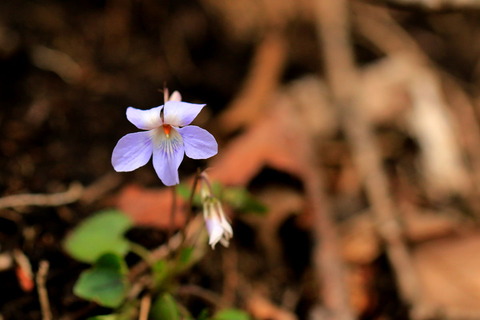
[163,124,172,137]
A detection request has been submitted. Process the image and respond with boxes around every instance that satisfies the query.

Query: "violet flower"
[200,180,233,248]
[111,92,218,186]
[202,196,233,249]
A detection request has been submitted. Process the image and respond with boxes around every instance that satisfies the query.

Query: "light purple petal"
[205,217,225,249]
[163,101,205,127]
[177,126,218,159]
[151,128,185,186]
[126,106,163,130]
[112,131,153,171]
[168,91,182,102]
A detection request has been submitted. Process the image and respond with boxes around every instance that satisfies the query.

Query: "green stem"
[129,242,154,265]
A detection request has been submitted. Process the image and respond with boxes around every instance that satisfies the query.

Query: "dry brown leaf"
[402,207,463,242]
[338,207,462,265]
[211,74,335,186]
[246,291,298,320]
[413,233,480,318]
[406,68,470,198]
[115,184,185,229]
[357,56,411,124]
[347,265,375,316]
[339,213,380,264]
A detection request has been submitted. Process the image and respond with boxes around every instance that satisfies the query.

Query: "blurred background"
[2,0,480,319]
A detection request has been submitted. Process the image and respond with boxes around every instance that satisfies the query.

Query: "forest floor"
[2,1,480,319]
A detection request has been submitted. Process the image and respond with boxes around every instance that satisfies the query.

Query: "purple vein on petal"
[151,128,185,186]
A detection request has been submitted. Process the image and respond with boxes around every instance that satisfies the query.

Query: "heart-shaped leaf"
[74,253,129,308]
[64,210,133,263]
[150,293,181,320]
[214,309,251,320]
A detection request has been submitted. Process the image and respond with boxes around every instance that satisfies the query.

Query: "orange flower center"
[163,124,172,137]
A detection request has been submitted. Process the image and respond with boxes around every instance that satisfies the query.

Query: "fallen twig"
[315,0,421,317]
[138,294,151,320]
[0,183,84,209]
[0,173,121,210]
[304,155,355,320]
[128,215,204,282]
[371,0,480,10]
[36,260,52,320]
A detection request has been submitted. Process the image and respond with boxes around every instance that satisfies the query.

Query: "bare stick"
[128,231,183,281]
[370,0,480,10]
[304,158,355,320]
[0,183,84,209]
[80,173,121,204]
[0,173,121,210]
[129,215,203,281]
[36,260,52,320]
[139,294,152,320]
[314,0,420,315]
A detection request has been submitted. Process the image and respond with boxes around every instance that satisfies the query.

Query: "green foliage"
[213,309,251,320]
[64,210,133,263]
[74,253,129,308]
[196,309,210,320]
[177,182,267,215]
[87,315,119,320]
[65,186,252,319]
[150,293,181,320]
[221,186,267,214]
[177,246,195,269]
[152,259,170,287]
[151,246,198,291]
[176,183,201,204]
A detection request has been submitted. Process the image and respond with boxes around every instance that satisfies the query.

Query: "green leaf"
[176,183,191,200]
[150,293,180,320]
[87,315,119,320]
[178,246,194,266]
[176,183,201,205]
[196,309,210,320]
[223,187,267,215]
[64,210,133,263]
[213,309,251,320]
[152,260,170,287]
[74,253,129,308]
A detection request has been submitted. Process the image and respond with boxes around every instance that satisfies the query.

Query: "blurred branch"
[314,0,422,318]
[138,294,151,320]
[219,31,287,133]
[353,2,426,59]
[30,46,82,84]
[304,156,355,320]
[355,3,471,199]
[36,261,52,320]
[0,183,84,209]
[0,173,121,210]
[306,1,357,318]
[370,0,480,10]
